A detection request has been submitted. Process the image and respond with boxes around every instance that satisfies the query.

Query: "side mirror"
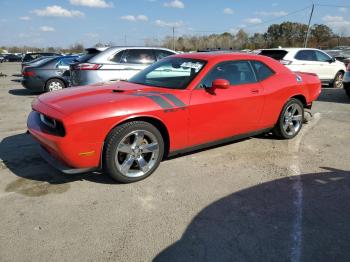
[328,57,336,63]
[212,79,230,89]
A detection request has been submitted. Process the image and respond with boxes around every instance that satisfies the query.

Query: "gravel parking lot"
[0,62,349,262]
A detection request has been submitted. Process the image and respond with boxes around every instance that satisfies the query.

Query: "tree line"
[1,21,349,54]
[161,22,350,51]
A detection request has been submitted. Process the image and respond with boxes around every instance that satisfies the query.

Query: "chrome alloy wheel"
[282,103,303,136]
[48,81,64,91]
[115,130,159,178]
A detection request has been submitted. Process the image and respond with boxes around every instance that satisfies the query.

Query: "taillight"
[74,63,101,70]
[23,70,35,77]
[280,59,292,65]
[346,63,350,71]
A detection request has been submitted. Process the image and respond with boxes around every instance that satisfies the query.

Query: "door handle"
[251,89,259,94]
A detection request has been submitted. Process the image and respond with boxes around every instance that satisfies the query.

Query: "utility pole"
[304,4,314,48]
[124,34,127,46]
[172,26,175,51]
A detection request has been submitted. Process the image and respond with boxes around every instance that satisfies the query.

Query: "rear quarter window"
[251,61,275,81]
[259,50,288,60]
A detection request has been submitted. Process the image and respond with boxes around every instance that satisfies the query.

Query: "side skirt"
[168,127,273,158]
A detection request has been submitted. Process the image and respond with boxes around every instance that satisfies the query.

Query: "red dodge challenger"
[27,52,321,183]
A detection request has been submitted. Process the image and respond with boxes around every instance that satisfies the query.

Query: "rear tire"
[331,71,344,89]
[273,98,304,139]
[103,121,164,183]
[45,78,65,92]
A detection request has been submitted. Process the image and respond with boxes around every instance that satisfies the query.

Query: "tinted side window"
[155,50,174,60]
[200,61,257,88]
[315,51,331,62]
[252,61,274,81]
[124,49,156,64]
[295,50,317,61]
[110,50,125,63]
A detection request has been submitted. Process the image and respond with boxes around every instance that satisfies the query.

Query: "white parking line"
[289,112,321,262]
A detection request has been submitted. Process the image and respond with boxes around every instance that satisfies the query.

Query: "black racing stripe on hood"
[133,94,173,109]
[143,92,187,107]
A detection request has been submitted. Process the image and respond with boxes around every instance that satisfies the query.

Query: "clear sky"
[0,0,349,48]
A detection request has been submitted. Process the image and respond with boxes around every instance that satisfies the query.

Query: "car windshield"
[128,57,206,89]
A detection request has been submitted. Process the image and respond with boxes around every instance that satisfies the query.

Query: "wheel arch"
[290,94,307,107]
[338,69,345,75]
[45,77,68,88]
[103,116,170,161]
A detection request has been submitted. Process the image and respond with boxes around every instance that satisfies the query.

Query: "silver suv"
[70,46,176,86]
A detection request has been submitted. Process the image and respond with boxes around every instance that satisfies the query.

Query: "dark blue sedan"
[22,55,79,92]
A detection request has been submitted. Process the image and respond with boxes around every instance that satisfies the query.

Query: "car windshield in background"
[259,50,288,60]
[128,58,206,90]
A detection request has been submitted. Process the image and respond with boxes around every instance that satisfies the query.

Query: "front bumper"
[39,146,96,174]
[27,111,102,172]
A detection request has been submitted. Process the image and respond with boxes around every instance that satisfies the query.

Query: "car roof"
[88,46,177,63]
[173,52,260,61]
[24,52,61,55]
[57,55,79,59]
[260,48,324,52]
[105,46,175,51]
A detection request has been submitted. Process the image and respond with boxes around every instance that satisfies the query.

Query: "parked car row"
[21,46,177,92]
[0,53,22,62]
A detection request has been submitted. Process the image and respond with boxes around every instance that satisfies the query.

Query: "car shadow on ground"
[154,167,350,262]
[8,88,40,97]
[318,88,350,104]
[0,133,117,185]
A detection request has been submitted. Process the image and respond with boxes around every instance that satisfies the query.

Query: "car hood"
[35,81,187,118]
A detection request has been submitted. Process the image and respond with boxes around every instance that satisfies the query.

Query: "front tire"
[45,78,65,92]
[103,121,164,183]
[273,98,304,139]
[331,71,344,89]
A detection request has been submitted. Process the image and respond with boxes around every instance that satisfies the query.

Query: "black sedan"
[22,55,78,92]
[3,54,22,62]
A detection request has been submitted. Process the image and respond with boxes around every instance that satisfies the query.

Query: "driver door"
[188,60,265,146]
